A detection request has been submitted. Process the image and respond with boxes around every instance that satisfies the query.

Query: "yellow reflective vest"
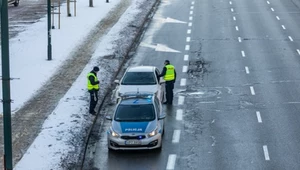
[87,73,99,90]
[164,64,175,81]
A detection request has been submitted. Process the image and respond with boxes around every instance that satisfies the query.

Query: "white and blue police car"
[106,93,166,150]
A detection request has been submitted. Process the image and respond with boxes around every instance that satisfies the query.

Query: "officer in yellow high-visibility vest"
[159,60,176,105]
[87,66,100,115]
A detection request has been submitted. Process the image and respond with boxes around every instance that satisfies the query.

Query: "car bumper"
[108,134,162,150]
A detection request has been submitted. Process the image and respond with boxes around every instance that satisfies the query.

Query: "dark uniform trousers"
[89,90,98,113]
[165,81,174,104]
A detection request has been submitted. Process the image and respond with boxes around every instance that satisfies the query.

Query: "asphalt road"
[90,0,300,169]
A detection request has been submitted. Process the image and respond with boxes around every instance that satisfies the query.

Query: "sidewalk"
[0,0,158,169]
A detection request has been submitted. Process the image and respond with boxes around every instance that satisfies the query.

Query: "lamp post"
[47,0,52,60]
[1,0,13,169]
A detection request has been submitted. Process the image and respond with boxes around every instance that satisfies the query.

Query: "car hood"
[118,85,158,94]
[112,120,157,134]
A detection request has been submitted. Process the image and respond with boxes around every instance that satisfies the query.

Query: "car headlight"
[109,128,120,138]
[148,128,158,137]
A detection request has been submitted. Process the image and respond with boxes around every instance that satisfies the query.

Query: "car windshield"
[114,104,155,122]
[121,72,156,85]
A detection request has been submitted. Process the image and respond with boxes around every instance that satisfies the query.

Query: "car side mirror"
[114,80,120,85]
[106,115,112,120]
[158,113,166,120]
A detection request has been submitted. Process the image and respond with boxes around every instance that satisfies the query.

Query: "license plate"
[125,140,141,145]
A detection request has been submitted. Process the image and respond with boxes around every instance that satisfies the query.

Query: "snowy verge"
[14,0,157,169]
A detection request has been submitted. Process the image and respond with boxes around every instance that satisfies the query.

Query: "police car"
[106,92,165,150]
[113,66,165,103]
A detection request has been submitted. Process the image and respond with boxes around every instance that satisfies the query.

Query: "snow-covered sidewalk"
[0,0,158,169]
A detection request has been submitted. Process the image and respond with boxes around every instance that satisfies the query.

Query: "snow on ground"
[0,0,121,114]
[6,0,151,169]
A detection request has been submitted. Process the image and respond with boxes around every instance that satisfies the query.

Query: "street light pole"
[47,0,52,60]
[1,0,13,169]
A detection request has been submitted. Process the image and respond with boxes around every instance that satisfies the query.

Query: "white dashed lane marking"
[186,37,191,42]
[267,1,270,4]
[166,154,177,170]
[245,66,249,74]
[180,78,187,86]
[176,109,183,120]
[190,6,194,10]
[229,1,232,5]
[189,16,193,21]
[182,66,188,73]
[241,51,245,57]
[184,55,189,61]
[233,16,236,20]
[250,86,255,95]
[271,8,274,11]
[288,36,294,41]
[238,37,242,42]
[263,145,270,161]
[172,130,181,143]
[276,16,280,20]
[281,25,286,30]
[185,45,190,51]
[178,96,185,105]
[188,22,192,27]
[191,1,194,5]
[235,26,239,31]
[256,111,262,123]
[187,29,191,34]
[190,11,193,15]
[231,8,234,12]
[297,49,300,55]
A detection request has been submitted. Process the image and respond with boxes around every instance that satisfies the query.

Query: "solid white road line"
[235,26,239,31]
[263,145,270,160]
[176,109,183,120]
[238,37,242,42]
[256,111,262,123]
[172,130,181,143]
[189,16,193,21]
[185,45,190,51]
[281,25,286,30]
[245,66,249,74]
[288,36,294,41]
[182,66,188,73]
[180,78,187,86]
[166,154,177,170]
[187,29,191,34]
[178,96,185,105]
[271,8,274,11]
[231,8,234,12]
[188,22,192,27]
[186,37,191,42]
[233,16,236,20]
[241,50,245,57]
[267,1,270,4]
[276,16,280,20]
[184,55,189,61]
[250,86,255,95]
[190,11,193,15]
[297,49,300,55]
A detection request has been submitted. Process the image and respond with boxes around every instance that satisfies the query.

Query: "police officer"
[87,66,100,115]
[159,60,176,105]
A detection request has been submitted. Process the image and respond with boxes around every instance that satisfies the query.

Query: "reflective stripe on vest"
[164,65,175,81]
[87,73,99,90]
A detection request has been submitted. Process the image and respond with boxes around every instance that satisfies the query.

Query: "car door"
[155,69,165,102]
